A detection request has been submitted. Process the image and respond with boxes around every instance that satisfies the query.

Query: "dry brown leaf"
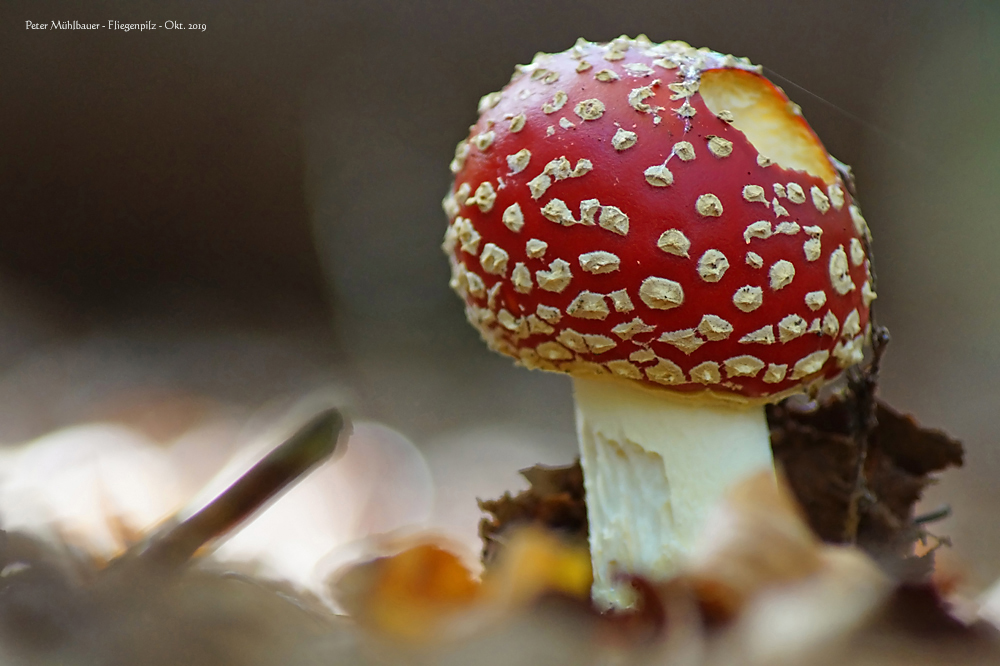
[769,399,963,560]
[478,463,587,566]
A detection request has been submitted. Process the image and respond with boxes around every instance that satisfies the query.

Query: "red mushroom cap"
[443,37,874,403]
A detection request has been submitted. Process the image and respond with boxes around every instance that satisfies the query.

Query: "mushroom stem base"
[572,376,774,610]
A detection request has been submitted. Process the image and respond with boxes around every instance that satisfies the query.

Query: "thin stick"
[914,505,952,526]
[844,325,890,542]
[132,407,348,569]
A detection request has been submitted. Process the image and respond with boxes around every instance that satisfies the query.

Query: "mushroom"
[443,36,874,609]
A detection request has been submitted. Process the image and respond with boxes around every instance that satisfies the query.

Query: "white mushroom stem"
[573,375,775,610]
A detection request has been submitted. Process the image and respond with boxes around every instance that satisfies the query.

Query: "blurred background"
[0,0,998,589]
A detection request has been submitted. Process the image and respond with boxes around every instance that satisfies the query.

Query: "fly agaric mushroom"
[443,36,875,609]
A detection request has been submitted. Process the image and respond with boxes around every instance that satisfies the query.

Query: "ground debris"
[769,325,963,570]
[479,327,964,572]
[479,463,588,565]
